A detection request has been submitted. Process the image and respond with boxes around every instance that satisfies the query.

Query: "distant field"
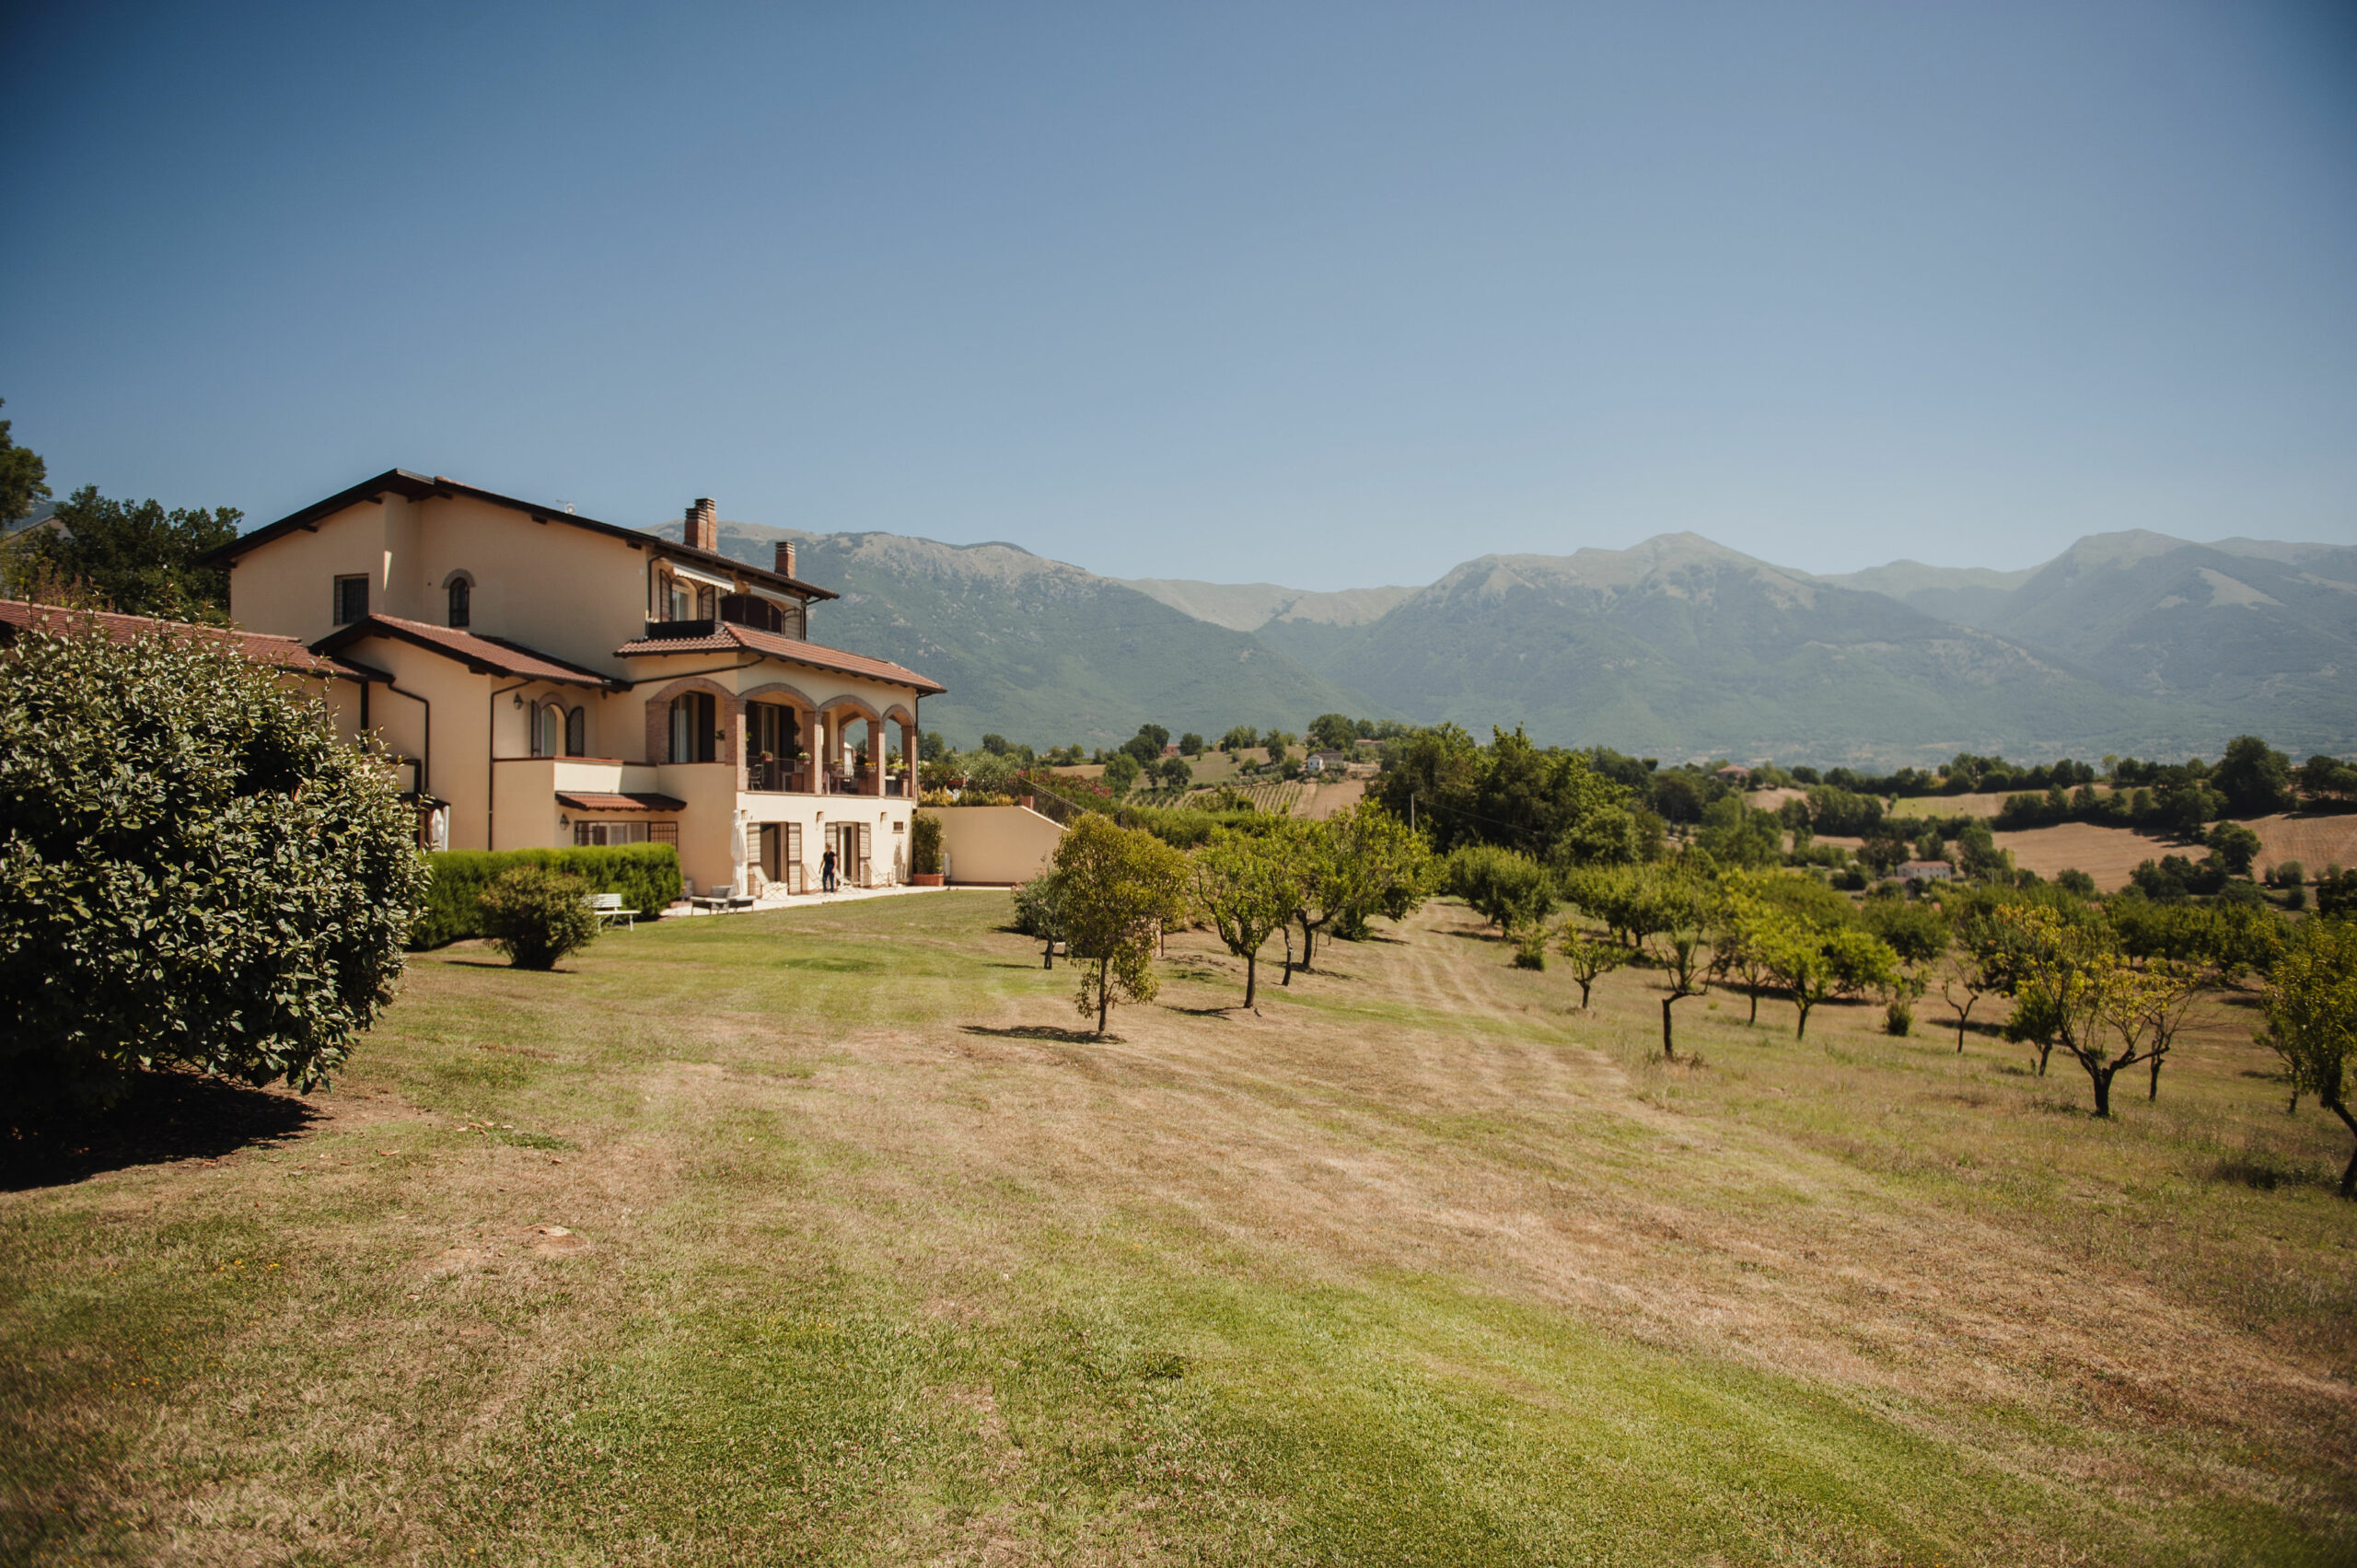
[1998,811,2357,889]
[5,894,2353,1562]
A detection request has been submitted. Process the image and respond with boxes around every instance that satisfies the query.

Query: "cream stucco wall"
[933,806,1064,886]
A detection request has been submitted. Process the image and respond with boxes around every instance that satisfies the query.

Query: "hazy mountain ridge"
[654,517,1387,743]
[652,516,2351,761]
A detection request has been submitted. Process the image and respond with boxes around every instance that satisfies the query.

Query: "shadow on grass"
[0,1071,321,1191]
[961,1025,1112,1045]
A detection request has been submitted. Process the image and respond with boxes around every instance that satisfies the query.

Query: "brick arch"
[814,693,883,725]
[742,679,822,714]
[643,676,746,766]
[880,703,917,728]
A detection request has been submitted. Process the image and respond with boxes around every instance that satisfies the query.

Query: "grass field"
[6,894,2354,1565]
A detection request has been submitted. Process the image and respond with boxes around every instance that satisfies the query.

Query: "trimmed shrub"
[411,845,680,948]
[1885,1000,1914,1037]
[477,865,599,970]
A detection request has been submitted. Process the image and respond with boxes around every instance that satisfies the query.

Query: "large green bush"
[410,844,680,948]
[0,625,427,1112]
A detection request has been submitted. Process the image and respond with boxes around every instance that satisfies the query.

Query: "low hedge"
[410,845,683,948]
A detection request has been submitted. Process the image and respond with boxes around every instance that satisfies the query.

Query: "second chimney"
[684,497,717,552]
[774,540,798,579]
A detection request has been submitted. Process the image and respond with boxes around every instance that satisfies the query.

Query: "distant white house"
[1897,859,1956,882]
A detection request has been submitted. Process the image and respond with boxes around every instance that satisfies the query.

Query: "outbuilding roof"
[197,469,839,602]
[0,598,386,681]
[312,613,616,688]
[614,621,946,696]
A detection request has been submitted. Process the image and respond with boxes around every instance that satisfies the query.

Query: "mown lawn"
[3,891,2352,1565]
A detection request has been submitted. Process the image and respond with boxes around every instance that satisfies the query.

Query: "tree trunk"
[1243,950,1258,1010]
[1281,924,1294,986]
[2148,1051,2164,1101]
[2330,1098,2357,1200]
[2037,1040,2053,1077]
[1576,978,1593,1009]
[1794,999,1812,1040]
[1097,957,1111,1036]
[2090,1062,2114,1119]
[1953,998,1974,1051]
[1747,985,1759,1025]
[1660,996,1676,1059]
[1300,918,1316,971]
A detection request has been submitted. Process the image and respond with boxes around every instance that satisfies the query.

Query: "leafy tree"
[2259,917,2357,1197]
[2211,736,2297,818]
[0,398,50,524]
[2320,869,2357,919]
[1695,796,1783,868]
[1178,732,1204,757]
[1054,816,1188,1035]
[1306,714,1359,752]
[980,733,1010,755]
[1760,921,1899,1040]
[1190,829,1299,1008]
[920,730,948,762]
[478,865,599,970]
[1320,801,1434,942]
[23,486,241,620]
[1218,726,1260,753]
[1656,924,1711,1060]
[1997,904,2168,1117]
[2055,868,2097,898]
[1157,755,1194,790]
[0,624,425,1111]
[1558,925,1631,1009]
[1955,819,2007,881]
[1937,895,2022,1051]
[1441,843,1555,937]
[1711,889,1782,1025]
[1119,724,1171,765]
[1101,750,1142,798]
[1805,784,1884,837]
[1860,898,1949,969]
[2206,820,2262,878]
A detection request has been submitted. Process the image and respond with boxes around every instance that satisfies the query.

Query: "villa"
[201,470,944,896]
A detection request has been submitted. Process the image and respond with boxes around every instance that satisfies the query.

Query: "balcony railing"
[747,760,810,794]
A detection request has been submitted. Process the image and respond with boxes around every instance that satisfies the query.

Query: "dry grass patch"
[3,893,2352,1564]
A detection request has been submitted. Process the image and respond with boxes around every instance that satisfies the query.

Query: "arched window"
[446,575,471,628]
[532,703,562,759]
[564,706,586,757]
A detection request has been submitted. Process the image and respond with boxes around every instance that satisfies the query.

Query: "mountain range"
[657,517,2356,764]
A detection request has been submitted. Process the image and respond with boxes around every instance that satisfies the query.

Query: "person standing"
[820,843,838,892]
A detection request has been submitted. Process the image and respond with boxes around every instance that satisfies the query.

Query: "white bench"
[587,891,638,931]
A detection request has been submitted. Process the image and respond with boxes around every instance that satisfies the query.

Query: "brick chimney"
[684,497,717,552]
[774,540,798,578]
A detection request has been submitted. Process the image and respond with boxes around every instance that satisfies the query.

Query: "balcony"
[748,759,811,794]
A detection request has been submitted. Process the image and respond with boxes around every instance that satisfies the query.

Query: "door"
[760,822,804,893]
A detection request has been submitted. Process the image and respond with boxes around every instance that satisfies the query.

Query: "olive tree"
[2260,917,2357,1197]
[1190,828,1299,1009]
[1,625,427,1112]
[1055,815,1188,1036]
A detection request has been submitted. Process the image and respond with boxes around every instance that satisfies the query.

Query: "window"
[333,575,369,625]
[574,820,647,846]
[446,575,471,628]
[532,703,561,759]
[668,691,716,763]
[695,585,717,620]
[649,821,679,847]
[662,573,691,621]
[564,706,586,757]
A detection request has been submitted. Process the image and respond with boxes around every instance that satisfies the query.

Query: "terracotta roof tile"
[312,614,615,687]
[0,598,383,680]
[615,622,945,695]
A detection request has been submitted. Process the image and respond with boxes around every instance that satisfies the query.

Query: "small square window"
[333,575,369,625]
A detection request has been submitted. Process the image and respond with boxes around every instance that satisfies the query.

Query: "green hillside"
[661,519,1387,746]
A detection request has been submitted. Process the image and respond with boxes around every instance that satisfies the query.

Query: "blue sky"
[6,1,2353,588]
